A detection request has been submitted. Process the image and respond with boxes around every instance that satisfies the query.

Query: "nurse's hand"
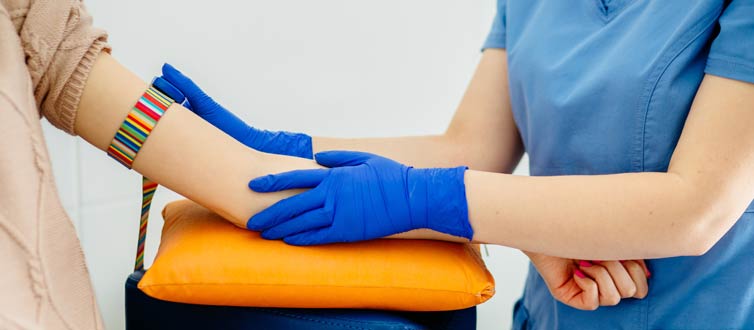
[160,63,313,159]
[246,151,473,244]
[527,252,649,310]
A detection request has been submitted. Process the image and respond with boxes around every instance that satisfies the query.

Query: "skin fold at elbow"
[674,195,745,257]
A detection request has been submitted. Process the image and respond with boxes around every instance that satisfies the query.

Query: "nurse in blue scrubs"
[163,0,754,328]
[482,1,754,328]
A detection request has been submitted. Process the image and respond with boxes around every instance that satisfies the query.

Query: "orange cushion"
[138,199,495,311]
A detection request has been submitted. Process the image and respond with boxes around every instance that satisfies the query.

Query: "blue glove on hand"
[247,151,473,245]
[160,63,313,159]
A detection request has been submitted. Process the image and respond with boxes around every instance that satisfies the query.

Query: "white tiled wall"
[42,1,530,329]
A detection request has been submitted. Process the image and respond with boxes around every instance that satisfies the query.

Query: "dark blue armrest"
[126,271,476,330]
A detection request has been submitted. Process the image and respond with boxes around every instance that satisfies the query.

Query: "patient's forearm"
[76,53,317,226]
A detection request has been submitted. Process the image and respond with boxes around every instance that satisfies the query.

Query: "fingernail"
[578,260,592,267]
[574,269,586,279]
[646,269,652,278]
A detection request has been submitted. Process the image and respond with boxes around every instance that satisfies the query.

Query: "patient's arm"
[76,53,462,241]
[77,53,311,226]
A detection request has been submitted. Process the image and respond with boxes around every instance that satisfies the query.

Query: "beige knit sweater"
[0,0,108,328]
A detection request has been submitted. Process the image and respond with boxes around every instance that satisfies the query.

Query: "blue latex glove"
[247,151,473,245]
[160,63,313,159]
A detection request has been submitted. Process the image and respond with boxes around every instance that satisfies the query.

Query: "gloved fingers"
[163,64,258,143]
[246,188,324,231]
[161,63,219,112]
[283,227,333,246]
[315,150,377,168]
[152,76,187,104]
[249,169,330,192]
[260,209,331,240]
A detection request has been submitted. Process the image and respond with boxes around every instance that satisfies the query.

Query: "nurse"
[164,0,754,328]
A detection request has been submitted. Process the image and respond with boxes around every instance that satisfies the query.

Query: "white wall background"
[43,1,530,329]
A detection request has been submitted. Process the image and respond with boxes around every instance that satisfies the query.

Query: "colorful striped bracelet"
[107,85,174,271]
[107,86,174,169]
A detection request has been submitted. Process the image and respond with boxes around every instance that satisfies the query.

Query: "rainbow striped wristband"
[107,85,174,271]
[107,86,174,169]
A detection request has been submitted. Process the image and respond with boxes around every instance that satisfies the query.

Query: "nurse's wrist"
[522,251,544,262]
[408,166,473,240]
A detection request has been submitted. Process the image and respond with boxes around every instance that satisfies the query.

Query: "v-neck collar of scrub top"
[594,0,634,21]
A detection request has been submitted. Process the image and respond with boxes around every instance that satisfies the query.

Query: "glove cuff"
[408,166,473,240]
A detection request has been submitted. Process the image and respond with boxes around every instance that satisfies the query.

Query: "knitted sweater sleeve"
[7,0,110,134]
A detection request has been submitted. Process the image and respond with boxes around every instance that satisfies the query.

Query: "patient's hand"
[526,252,649,310]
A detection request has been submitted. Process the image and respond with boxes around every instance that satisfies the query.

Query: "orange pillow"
[138,199,495,311]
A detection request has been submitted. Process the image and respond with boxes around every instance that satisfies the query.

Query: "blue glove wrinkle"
[422,167,473,239]
[252,130,314,160]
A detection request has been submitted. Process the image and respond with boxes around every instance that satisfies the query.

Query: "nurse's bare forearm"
[467,171,697,259]
[314,136,461,168]
[469,75,754,261]
[312,50,522,173]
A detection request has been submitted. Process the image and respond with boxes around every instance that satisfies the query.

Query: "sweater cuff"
[55,38,110,135]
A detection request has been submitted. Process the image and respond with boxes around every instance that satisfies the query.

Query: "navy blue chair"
[126,271,476,330]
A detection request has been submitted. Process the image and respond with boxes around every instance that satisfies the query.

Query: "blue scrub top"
[483,1,754,329]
